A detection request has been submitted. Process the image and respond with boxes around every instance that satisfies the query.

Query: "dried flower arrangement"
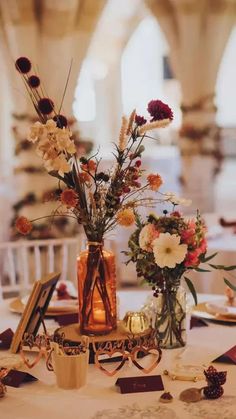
[14,56,177,241]
[14,56,186,335]
[13,56,236,338]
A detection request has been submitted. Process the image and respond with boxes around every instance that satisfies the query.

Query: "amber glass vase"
[77,241,117,335]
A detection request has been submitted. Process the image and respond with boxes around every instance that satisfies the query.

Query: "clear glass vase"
[142,285,186,349]
[77,241,117,335]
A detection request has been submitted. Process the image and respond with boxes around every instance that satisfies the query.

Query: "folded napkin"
[1,369,38,388]
[55,313,78,326]
[219,217,236,227]
[213,345,236,364]
[190,316,208,329]
[0,329,14,349]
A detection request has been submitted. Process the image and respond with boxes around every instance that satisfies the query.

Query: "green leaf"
[184,276,198,306]
[224,265,236,271]
[200,252,218,263]
[224,278,236,292]
[128,240,139,250]
[195,267,212,272]
[208,263,223,270]
[209,263,236,271]
[134,212,143,229]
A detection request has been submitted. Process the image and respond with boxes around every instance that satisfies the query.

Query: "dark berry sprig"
[203,366,227,400]
[15,56,68,126]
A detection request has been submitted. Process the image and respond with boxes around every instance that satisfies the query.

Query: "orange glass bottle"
[77,242,117,335]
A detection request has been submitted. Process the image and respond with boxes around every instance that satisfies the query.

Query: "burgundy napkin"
[213,345,236,364]
[219,217,236,228]
[116,375,164,394]
[2,369,38,388]
[190,316,208,329]
[0,329,14,349]
[55,313,78,326]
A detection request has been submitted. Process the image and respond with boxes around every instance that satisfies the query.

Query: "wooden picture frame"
[10,272,61,353]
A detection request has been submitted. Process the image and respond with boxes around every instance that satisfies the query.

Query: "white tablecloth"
[1,291,236,419]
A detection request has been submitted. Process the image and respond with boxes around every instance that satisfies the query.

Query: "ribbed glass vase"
[142,284,187,349]
[154,285,186,349]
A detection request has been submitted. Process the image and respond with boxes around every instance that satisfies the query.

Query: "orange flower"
[81,159,97,172]
[225,285,234,301]
[15,216,32,235]
[117,209,135,226]
[79,172,91,183]
[147,173,163,191]
[60,189,78,208]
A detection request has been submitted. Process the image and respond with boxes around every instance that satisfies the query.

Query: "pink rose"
[181,229,195,245]
[181,219,196,246]
[184,250,200,267]
[139,224,159,252]
[199,238,207,254]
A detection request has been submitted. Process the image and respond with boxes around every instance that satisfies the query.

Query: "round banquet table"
[1,291,236,419]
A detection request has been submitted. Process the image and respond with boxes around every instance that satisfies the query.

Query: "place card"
[0,329,14,349]
[2,369,38,388]
[213,345,236,364]
[116,375,164,394]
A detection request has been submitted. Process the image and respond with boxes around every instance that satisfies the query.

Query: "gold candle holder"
[122,311,150,335]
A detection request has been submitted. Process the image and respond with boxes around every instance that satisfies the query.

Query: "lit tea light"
[122,311,150,334]
[93,309,106,324]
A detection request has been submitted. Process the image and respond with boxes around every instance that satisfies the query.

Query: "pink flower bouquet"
[126,207,236,348]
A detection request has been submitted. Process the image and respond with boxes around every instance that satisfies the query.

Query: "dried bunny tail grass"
[118,116,128,151]
[124,198,155,209]
[138,118,171,134]
[126,197,166,208]
[126,109,136,134]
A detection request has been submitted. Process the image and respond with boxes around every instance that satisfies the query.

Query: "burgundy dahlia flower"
[135,115,147,126]
[147,100,173,121]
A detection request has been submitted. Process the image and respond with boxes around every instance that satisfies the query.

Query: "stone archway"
[146,0,236,212]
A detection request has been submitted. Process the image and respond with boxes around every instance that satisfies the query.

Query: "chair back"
[0,237,80,298]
